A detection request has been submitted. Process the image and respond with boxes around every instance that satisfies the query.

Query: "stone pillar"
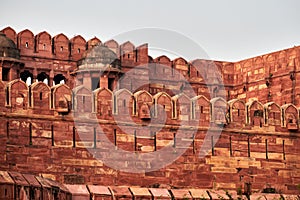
[100,75,108,89]
[83,72,92,90]
[49,70,54,87]
[32,68,37,83]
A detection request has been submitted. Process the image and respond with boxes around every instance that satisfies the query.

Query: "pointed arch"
[70,35,86,59]
[120,41,135,52]
[211,97,228,124]
[30,82,51,111]
[73,85,93,113]
[264,102,281,126]
[154,55,171,64]
[172,57,188,65]
[228,99,246,125]
[246,100,264,127]
[35,31,52,53]
[1,26,16,43]
[281,104,299,129]
[7,79,28,109]
[94,87,113,117]
[17,29,34,51]
[114,88,134,115]
[88,37,102,49]
[172,93,191,120]
[51,84,72,111]
[153,92,173,118]
[191,95,210,123]
[134,90,153,119]
[52,33,69,57]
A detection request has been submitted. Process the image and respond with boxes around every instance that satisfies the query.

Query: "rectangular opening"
[114,129,117,146]
[91,77,99,91]
[2,68,10,81]
[173,133,176,148]
[265,139,268,159]
[6,121,9,139]
[283,140,285,160]
[73,127,76,148]
[29,123,32,145]
[51,125,54,146]
[192,134,195,154]
[94,128,97,149]
[230,136,232,156]
[211,136,214,156]
[154,132,157,151]
[247,136,250,157]
[134,130,137,151]
[108,78,114,91]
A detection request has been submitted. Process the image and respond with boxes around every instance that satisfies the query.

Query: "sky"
[1,0,300,62]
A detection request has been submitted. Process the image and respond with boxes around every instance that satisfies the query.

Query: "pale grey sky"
[1,0,300,61]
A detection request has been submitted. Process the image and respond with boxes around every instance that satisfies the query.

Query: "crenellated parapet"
[1,79,299,132]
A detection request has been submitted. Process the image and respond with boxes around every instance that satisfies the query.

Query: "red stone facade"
[1,26,300,195]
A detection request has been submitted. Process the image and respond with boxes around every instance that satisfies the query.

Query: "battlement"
[0,79,299,133]
[1,26,300,194]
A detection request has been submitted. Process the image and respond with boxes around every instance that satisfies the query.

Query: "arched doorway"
[20,70,33,85]
[53,74,66,85]
[37,72,49,85]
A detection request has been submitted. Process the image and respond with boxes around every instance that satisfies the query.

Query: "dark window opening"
[238,109,240,116]
[91,77,99,91]
[200,106,204,114]
[53,74,66,85]
[20,70,33,85]
[82,96,85,104]
[108,78,114,91]
[254,110,263,117]
[37,72,49,84]
[77,48,80,53]
[2,68,10,81]
[123,99,126,107]
[39,92,43,100]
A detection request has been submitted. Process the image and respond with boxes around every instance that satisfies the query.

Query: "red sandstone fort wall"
[1,27,300,194]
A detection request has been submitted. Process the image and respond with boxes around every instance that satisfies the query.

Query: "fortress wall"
[1,116,300,193]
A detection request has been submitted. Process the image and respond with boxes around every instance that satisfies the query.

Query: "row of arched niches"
[1,79,299,132]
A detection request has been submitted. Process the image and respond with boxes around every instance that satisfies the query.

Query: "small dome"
[0,32,20,59]
[80,44,117,65]
[77,44,121,71]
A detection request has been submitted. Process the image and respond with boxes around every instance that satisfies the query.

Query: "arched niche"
[114,89,134,116]
[246,100,264,127]
[73,85,92,114]
[282,104,299,131]
[264,102,281,126]
[211,97,228,125]
[7,80,28,111]
[94,87,113,119]
[30,82,51,114]
[228,99,246,127]
[51,84,72,114]
[153,92,173,120]
[133,90,153,120]
[172,93,190,121]
[191,95,210,126]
